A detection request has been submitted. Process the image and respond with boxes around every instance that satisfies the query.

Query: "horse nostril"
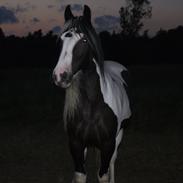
[60,72,67,81]
[60,72,72,84]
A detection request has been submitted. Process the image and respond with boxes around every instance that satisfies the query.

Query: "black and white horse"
[53,5,131,183]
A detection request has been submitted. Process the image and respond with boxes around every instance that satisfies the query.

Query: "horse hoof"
[98,173,109,183]
[72,172,87,183]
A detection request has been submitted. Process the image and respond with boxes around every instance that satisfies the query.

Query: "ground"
[0,65,183,183]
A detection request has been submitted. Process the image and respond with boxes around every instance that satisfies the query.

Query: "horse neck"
[66,57,102,105]
[63,58,102,125]
[82,58,102,100]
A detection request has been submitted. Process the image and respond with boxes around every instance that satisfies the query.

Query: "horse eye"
[83,38,87,43]
[65,32,72,37]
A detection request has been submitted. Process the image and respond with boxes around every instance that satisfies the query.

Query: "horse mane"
[62,16,104,73]
[63,72,81,129]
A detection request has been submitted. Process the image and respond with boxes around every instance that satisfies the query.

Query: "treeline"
[100,26,183,65]
[0,29,60,68]
[0,26,183,68]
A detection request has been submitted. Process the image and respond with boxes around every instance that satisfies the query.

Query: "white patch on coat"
[93,59,131,133]
[53,30,83,83]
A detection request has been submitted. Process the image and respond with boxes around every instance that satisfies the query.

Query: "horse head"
[53,5,96,88]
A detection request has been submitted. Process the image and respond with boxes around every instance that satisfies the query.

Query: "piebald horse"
[53,5,131,183]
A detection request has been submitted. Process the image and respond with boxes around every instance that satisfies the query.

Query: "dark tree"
[0,27,5,39]
[32,29,43,39]
[119,0,152,37]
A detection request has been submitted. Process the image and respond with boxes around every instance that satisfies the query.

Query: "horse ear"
[83,5,91,22]
[64,5,74,22]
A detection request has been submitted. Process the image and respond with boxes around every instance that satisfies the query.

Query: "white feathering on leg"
[72,172,87,183]
[98,173,110,183]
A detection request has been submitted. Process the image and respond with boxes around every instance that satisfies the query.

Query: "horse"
[52,5,131,183]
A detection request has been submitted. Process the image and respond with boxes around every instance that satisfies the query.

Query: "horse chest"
[67,103,117,147]
[64,72,118,146]
[68,120,106,147]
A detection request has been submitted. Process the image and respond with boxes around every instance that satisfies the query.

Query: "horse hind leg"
[109,129,124,183]
[69,140,87,183]
[84,148,87,161]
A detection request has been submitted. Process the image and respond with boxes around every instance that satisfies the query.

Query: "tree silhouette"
[0,27,5,39]
[119,0,152,37]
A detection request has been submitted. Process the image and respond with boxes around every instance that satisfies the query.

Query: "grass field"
[0,65,183,183]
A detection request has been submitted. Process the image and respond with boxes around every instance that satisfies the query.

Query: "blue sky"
[0,0,183,36]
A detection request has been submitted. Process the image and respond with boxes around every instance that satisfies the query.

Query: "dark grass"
[0,65,183,183]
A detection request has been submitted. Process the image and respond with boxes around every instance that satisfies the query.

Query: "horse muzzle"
[52,71,72,88]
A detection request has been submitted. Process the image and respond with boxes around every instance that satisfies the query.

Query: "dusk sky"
[0,0,183,36]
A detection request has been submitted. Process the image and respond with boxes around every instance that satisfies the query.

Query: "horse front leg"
[98,140,115,183]
[69,139,87,183]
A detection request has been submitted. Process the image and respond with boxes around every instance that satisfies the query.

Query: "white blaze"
[53,30,83,82]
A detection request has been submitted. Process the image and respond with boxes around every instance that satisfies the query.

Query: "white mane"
[93,59,131,133]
